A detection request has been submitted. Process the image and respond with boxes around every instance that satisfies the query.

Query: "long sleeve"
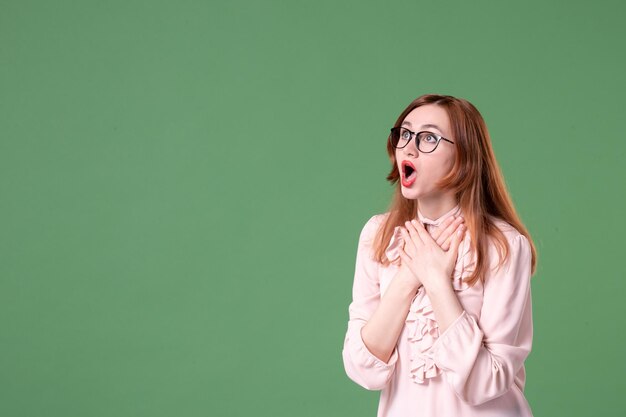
[431,233,533,406]
[342,215,398,390]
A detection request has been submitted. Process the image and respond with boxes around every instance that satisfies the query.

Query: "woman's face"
[395,104,457,202]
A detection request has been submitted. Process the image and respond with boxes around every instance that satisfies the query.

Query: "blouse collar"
[417,203,462,227]
[385,203,463,264]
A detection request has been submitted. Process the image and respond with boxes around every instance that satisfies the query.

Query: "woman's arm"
[360,266,418,363]
[342,215,464,390]
[342,216,398,390]
[364,214,466,362]
[430,234,533,405]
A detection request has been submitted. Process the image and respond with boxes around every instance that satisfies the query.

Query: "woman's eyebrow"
[421,123,442,132]
[401,121,443,133]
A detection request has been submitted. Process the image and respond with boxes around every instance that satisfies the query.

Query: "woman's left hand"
[398,219,465,293]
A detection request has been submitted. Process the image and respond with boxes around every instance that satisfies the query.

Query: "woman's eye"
[424,134,437,143]
[401,130,411,140]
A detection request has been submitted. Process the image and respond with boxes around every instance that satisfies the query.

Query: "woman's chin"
[400,186,420,200]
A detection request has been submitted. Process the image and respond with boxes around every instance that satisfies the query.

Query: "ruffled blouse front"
[383,204,477,384]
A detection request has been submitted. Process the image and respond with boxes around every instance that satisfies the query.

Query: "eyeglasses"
[389,127,455,153]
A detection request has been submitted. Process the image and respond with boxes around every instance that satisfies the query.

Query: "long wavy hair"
[373,94,537,285]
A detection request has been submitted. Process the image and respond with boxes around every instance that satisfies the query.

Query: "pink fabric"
[342,205,534,416]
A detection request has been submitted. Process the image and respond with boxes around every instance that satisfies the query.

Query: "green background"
[2,0,625,416]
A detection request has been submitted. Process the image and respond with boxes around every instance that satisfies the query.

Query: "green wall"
[2,1,625,416]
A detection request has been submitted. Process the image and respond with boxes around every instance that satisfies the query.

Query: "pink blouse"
[342,205,534,417]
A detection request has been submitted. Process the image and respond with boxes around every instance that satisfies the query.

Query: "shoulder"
[358,212,390,244]
[488,217,531,266]
[490,216,528,244]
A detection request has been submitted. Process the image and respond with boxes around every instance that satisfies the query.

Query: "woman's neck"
[416,194,458,220]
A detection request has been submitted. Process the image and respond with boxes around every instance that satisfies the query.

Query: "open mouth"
[401,160,417,187]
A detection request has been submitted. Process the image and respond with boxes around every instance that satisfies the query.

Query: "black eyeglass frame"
[389,127,455,154]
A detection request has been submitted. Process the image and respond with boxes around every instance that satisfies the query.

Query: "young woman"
[342,94,537,416]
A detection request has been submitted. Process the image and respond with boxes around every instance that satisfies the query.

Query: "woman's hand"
[398,217,466,293]
[431,214,466,251]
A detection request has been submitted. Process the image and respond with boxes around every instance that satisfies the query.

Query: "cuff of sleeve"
[431,311,483,371]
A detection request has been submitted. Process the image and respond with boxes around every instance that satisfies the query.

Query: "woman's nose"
[403,138,419,157]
